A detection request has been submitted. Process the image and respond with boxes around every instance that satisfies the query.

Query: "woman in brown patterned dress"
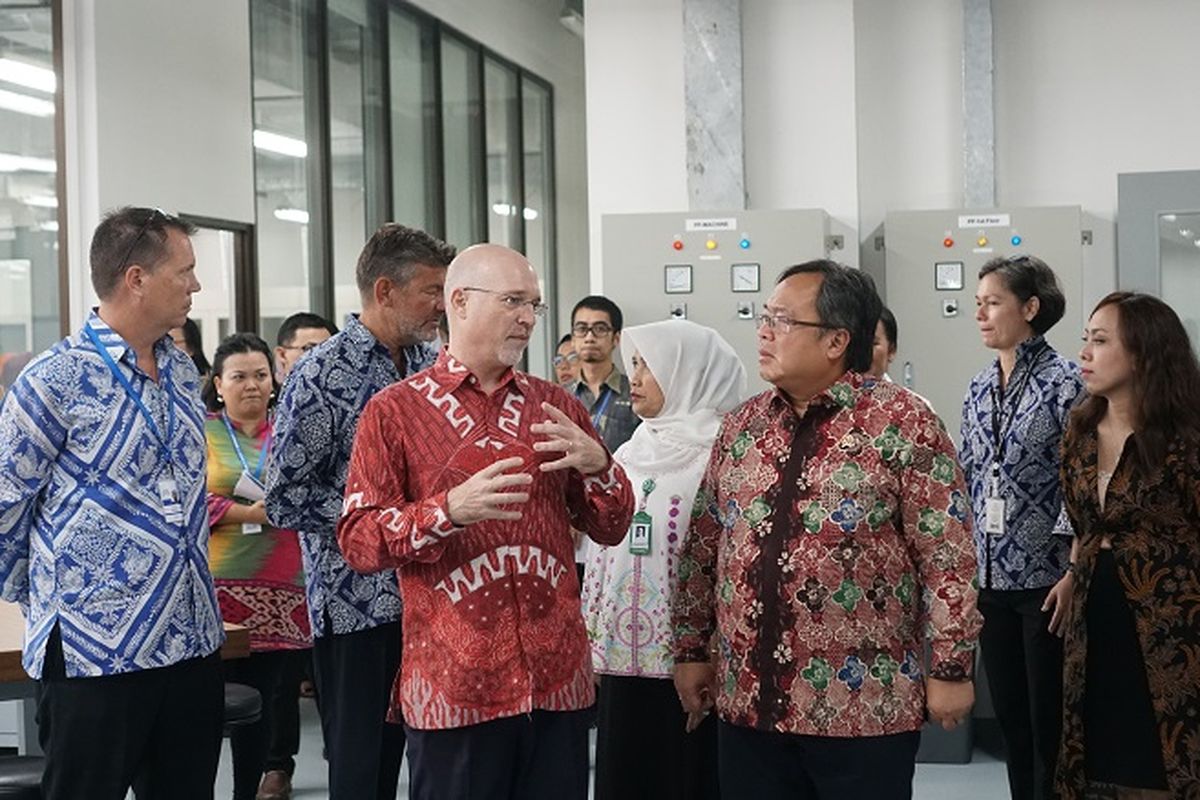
[1058,292,1200,799]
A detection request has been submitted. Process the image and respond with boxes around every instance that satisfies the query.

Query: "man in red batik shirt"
[672,260,982,800]
[337,243,634,800]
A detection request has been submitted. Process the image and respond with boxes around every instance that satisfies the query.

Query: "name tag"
[984,497,1006,535]
[241,522,263,535]
[158,477,184,525]
[629,511,652,555]
[233,470,266,503]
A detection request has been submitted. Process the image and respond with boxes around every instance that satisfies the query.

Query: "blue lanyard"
[84,324,175,465]
[590,386,614,432]
[221,412,271,480]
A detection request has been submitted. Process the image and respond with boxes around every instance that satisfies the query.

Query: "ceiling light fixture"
[253,130,307,158]
[0,152,56,173]
[273,207,309,224]
[0,58,55,93]
[0,87,54,117]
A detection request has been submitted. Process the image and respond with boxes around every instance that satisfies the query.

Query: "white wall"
[411,0,588,328]
[64,0,255,321]
[583,0,689,293]
[743,0,859,256]
[993,0,1200,309]
[853,0,963,241]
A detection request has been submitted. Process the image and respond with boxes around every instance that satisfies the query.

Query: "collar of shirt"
[431,348,530,395]
[341,313,435,374]
[766,370,871,417]
[987,334,1049,387]
[85,309,176,376]
[568,364,624,398]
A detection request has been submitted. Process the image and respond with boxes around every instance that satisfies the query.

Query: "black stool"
[223,682,262,735]
[0,755,44,799]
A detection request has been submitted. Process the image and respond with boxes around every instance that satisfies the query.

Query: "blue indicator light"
[739,238,751,249]
[1011,235,1022,246]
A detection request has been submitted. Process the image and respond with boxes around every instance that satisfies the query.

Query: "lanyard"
[221,412,271,480]
[589,385,614,432]
[989,344,1049,474]
[84,325,175,465]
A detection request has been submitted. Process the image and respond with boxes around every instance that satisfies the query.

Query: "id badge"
[233,470,266,503]
[629,511,652,555]
[984,497,1006,535]
[158,477,184,525]
[241,522,263,535]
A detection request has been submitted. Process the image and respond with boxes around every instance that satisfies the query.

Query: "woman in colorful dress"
[202,332,310,800]
[959,254,1083,800]
[1058,292,1200,799]
[582,319,745,800]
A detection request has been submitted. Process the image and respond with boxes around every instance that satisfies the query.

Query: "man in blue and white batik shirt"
[0,207,223,800]
[265,223,454,800]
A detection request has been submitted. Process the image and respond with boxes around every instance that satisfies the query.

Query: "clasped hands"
[446,402,607,526]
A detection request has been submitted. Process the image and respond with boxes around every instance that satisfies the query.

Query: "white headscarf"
[616,319,747,475]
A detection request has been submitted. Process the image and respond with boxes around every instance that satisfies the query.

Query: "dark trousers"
[35,627,223,800]
[223,649,290,800]
[595,674,719,800]
[405,707,592,800]
[979,587,1064,800]
[264,647,311,776]
[311,621,405,800]
[717,720,920,800]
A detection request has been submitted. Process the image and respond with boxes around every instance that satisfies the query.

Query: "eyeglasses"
[117,207,168,271]
[552,352,580,367]
[755,313,839,334]
[461,287,548,317]
[572,322,613,338]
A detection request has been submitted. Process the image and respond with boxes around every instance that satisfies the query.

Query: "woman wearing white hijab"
[582,319,746,800]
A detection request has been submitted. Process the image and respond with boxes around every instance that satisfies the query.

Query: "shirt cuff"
[582,458,621,495]
[929,642,976,681]
[396,492,463,561]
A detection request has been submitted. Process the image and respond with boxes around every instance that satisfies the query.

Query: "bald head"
[445,244,543,375]
[445,243,537,296]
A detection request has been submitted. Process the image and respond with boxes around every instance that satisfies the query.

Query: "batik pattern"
[959,335,1083,590]
[264,314,435,637]
[1057,425,1200,799]
[338,350,634,729]
[671,374,981,737]
[0,311,223,678]
[206,415,309,651]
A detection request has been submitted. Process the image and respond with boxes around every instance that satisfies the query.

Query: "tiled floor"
[214,700,1012,799]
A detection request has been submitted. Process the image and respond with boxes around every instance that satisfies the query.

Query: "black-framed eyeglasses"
[572,322,613,338]
[279,342,321,353]
[461,287,548,317]
[117,207,168,271]
[755,313,838,334]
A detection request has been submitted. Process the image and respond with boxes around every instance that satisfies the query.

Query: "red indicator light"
[672,239,683,251]
[943,237,954,248]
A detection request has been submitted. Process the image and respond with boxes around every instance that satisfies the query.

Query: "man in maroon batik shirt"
[337,243,633,800]
[672,260,982,800]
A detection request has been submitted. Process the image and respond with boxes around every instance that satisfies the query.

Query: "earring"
[216,393,224,404]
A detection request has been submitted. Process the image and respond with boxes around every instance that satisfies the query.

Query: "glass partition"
[0,1,60,395]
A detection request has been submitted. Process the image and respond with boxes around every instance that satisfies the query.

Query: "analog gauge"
[731,263,760,293]
[664,264,693,294]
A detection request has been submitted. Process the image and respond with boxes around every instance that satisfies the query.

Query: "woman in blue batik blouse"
[960,255,1083,800]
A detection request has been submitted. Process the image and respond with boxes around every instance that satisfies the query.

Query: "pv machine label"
[958,214,1010,228]
[685,217,737,231]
